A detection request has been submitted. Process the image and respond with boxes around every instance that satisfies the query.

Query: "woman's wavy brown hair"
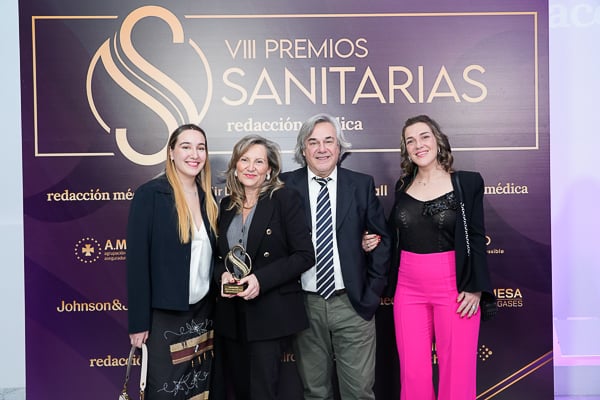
[400,115,454,178]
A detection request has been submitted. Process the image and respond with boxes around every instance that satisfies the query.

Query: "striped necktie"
[314,177,335,299]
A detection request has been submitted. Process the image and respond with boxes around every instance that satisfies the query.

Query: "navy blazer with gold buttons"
[213,186,315,342]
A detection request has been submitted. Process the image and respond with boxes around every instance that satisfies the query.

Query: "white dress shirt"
[189,221,212,304]
[301,167,345,292]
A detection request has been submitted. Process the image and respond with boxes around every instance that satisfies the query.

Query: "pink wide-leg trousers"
[393,250,480,400]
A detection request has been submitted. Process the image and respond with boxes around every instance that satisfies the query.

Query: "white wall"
[549,0,600,395]
[1,0,599,396]
[0,0,25,391]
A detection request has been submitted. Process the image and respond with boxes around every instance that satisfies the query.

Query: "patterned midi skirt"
[145,297,215,399]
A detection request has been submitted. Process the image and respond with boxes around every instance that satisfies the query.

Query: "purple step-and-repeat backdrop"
[19,1,551,398]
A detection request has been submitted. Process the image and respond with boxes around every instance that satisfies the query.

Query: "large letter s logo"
[86,6,212,165]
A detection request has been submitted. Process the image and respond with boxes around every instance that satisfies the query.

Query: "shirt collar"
[307,166,337,183]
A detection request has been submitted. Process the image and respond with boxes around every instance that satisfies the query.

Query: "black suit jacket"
[388,171,493,300]
[213,187,315,342]
[126,175,217,334]
[281,167,391,321]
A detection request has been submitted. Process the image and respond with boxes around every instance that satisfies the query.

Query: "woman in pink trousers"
[364,115,496,399]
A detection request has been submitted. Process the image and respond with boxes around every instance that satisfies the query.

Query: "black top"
[385,171,494,303]
[391,191,458,254]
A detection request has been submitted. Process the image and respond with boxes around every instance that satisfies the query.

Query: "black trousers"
[221,335,286,400]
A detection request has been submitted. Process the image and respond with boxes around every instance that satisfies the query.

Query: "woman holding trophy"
[214,134,315,400]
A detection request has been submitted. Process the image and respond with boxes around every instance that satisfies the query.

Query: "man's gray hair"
[293,113,352,166]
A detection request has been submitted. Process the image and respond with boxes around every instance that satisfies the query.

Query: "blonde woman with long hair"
[127,124,218,399]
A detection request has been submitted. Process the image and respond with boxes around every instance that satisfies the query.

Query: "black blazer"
[213,187,315,342]
[281,167,391,321]
[388,171,493,300]
[126,175,217,334]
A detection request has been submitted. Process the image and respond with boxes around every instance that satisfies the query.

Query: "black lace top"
[391,191,459,254]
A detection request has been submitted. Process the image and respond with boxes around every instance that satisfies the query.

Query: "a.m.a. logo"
[74,237,126,263]
[103,239,127,262]
[87,5,212,166]
[74,237,102,263]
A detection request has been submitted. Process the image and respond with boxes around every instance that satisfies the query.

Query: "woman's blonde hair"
[165,124,218,243]
[225,135,284,212]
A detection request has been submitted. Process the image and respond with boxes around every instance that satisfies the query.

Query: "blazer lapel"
[245,195,275,261]
[197,187,217,247]
[335,168,355,229]
[289,168,312,224]
[218,206,236,256]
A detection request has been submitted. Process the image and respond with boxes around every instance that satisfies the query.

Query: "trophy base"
[223,283,248,295]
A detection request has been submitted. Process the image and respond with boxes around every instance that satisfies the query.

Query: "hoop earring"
[234,170,238,177]
[266,173,271,180]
